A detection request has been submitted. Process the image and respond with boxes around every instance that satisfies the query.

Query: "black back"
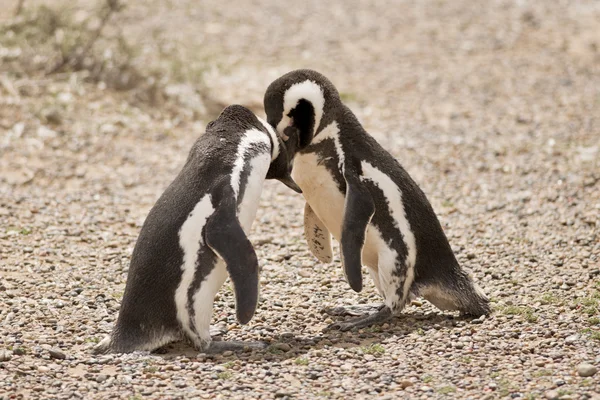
[112,105,277,348]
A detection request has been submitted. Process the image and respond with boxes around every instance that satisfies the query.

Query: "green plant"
[532,369,552,377]
[362,343,385,355]
[437,386,456,394]
[216,371,232,380]
[540,294,559,305]
[502,305,538,322]
[294,357,309,366]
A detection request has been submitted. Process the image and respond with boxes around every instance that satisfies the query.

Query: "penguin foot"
[92,336,111,355]
[323,303,386,317]
[205,340,268,354]
[325,306,392,332]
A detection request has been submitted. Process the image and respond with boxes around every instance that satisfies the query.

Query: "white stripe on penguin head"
[256,116,280,161]
[278,80,325,137]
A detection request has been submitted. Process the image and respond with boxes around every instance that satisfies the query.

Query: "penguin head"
[256,115,303,194]
[265,134,302,194]
[264,69,340,158]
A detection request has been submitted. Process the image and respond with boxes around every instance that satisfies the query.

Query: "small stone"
[0,350,13,362]
[37,126,58,139]
[535,359,546,367]
[272,343,291,352]
[222,351,233,357]
[280,332,295,339]
[95,374,108,383]
[57,92,73,104]
[564,335,578,344]
[399,380,413,389]
[576,363,597,377]
[341,363,353,371]
[545,390,559,400]
[44,109,62,125]
[48,348,66,360]
[37,366,50,373]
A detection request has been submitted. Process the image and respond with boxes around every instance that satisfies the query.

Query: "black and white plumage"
[264,70,491,331]
[96,105,300,353]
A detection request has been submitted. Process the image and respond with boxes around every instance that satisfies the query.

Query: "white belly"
[292,152,345,240]
[292,152,380,270]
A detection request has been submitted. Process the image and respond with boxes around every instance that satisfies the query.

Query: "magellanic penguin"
[264,70,491,331]
[95,105,301,353]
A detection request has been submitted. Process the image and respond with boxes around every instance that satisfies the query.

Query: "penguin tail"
[415,268,491,317]
[91,325,180,354]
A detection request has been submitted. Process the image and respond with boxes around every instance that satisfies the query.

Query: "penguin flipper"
[205,195,259,325]
[304,202,333,263]
[341,173,375,293]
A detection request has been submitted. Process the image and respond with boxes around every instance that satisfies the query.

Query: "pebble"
[545,390,559,400]
[399,380,413,389]
[576,363,597,377]
[2,2,600,400]
[48,348,66,360]
[0,350,12,362]
[564,334,578,344]
[272,343,291,352]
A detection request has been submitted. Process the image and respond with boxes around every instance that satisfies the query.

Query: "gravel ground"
[1,0,599,399]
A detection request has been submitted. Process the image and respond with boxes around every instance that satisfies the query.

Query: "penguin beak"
[279,175,302,193]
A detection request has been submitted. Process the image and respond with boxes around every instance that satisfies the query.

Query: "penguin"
[95,104,301,353]
[264,69,491,331]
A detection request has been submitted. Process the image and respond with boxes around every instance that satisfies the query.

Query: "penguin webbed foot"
[205,340,268,354]
[91,336,112,355]
[325,305,392,332]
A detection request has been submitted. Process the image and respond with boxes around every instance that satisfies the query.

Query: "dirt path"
[1,0,599,398]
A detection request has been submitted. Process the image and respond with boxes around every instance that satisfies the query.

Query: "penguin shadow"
[151,311,477,362]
